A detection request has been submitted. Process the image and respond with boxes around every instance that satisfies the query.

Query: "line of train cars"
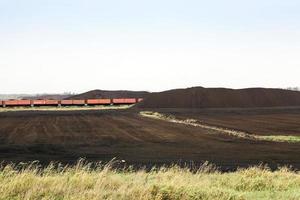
[0,98,143,108]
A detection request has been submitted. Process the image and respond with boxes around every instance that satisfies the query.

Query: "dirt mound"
[136,87,300,108]
[66,90,149,100]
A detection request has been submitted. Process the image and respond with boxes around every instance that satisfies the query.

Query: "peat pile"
[136,87,300,108]
[67,90,149,100]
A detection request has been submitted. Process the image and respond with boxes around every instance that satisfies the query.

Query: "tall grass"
[0,160,299,200]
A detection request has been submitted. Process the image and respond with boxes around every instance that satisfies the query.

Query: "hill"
[136,87,300,108]
[22,94,72,100]
[0,94,28,100]
[67,90,149,100]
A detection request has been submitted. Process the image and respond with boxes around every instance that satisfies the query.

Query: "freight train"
[0,98,143,107]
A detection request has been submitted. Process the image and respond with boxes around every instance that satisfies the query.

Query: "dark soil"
[136,87,300,108]
[157,107,300,136]
[0,109,299,171]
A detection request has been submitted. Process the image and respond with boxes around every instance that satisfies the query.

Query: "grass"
[0,160,299,200]
[259,135,300,143]
[0,105,132,112]
[140,111,300,143]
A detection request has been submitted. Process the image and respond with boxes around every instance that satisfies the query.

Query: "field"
[0,160,299,200]
[0,108,300,171]
[157,107,300,136]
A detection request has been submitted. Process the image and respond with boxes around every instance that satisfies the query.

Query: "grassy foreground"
[0,161,299,200]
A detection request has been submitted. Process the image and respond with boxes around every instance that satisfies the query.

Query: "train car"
[4,99,31,106]
[3,100,17,106]
[45,100,60,106]
[32,99,46,106]
[86,99,111,105]
[18,100,31,106]
[112,98,136,104]
[72,100,86,105]
[0,97,142,108]
[98,99,112,104]
[60,100,73,106]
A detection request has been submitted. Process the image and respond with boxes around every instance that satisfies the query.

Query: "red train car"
[4,100,31,106]
[0,97,142,108]
[5,100,15,106]
[32,100,46,106]
[112,98,136,104]
[98,99,112,104]
[72,100,85,105]
[18,100,31,106]
[3,100,15,106]
[45,100,59,106]
[60,100,73,105]
[4,100,18,106]
[86,99,111,105]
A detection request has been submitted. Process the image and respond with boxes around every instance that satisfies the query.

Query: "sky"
[0,0,300,94]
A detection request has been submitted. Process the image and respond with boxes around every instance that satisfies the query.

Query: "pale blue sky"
[0,0,300,93]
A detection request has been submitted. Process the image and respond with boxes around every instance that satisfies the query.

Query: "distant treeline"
[286,87,300,91]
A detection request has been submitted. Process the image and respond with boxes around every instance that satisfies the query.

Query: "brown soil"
[157,107,300,136]
[67,90,149,100]
[0,109,299,171]
[136,87,300,108]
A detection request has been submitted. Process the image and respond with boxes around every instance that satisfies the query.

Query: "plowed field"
[158,107,300,136]
[0,109,299,171]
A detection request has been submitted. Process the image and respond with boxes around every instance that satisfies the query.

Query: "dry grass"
[140,111,300,143]
[0,160,299,200]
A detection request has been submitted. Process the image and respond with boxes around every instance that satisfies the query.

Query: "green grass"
[140,111,300,143]
[0,160,299,200]
[259,135,300,143]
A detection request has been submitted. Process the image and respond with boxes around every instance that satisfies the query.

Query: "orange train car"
[60,100,73,105]
[32,100,46,106]
[112,98,136,104]
[0,97,143,108]
[72,100,85,105]
[3,100,19,106]
[86,99,111,105]
[45,100,60,106]
[18,100,31,106]
[4,99,31,106]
